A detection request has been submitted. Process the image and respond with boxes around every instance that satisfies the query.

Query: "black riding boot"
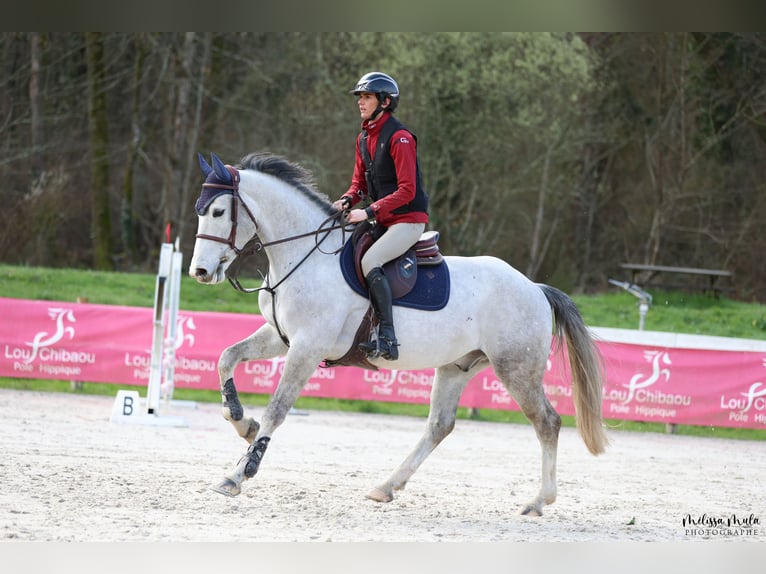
[359,267,399,361]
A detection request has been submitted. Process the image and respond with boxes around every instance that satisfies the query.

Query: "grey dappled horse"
[189,152,608,516]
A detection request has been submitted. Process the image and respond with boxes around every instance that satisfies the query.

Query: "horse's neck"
[240,174,342,278]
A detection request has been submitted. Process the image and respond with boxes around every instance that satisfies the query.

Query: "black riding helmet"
[350,72,399,114]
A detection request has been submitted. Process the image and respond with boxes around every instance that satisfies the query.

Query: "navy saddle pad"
[338,240,450,311]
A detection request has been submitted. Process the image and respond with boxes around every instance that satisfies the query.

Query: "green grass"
[572,290,766,340]
[2,263,765,442]
[0,263,262,314]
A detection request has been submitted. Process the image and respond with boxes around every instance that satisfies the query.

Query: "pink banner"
[1,297,765,430]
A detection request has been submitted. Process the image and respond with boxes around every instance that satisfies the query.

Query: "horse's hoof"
[520,504,543,517]
[365,487,394,503]
[210,477,241,497]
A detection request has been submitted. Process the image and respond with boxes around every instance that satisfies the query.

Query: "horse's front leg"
[211,341,323,497]
[217,323,288,444]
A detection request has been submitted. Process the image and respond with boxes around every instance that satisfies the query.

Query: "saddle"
[351,220,443,298]
[322,221,447,371]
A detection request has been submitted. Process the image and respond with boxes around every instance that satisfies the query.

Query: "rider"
[333,72,429,361]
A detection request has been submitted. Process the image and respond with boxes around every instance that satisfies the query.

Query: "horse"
[189,151,608,516]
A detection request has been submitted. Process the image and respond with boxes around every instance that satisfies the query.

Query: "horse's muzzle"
[192,266,218,284]
[191,261,228,285]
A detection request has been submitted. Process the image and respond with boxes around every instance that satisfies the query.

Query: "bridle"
[195,165,353,344]
[195,166,257,255]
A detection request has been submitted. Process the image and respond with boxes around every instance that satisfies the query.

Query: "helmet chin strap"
[368,94,388,121]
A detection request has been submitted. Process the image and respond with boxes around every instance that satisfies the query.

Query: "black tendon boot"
[359,267,399,360]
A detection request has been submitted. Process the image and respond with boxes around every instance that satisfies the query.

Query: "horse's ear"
[211,153,232,184]
[198,152,213,177]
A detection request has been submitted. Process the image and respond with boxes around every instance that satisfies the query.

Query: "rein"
[224,210,349,295]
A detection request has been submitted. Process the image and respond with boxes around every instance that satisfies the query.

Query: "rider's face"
[357,92,387,121]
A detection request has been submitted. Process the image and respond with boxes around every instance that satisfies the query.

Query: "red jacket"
[342,112,429,227]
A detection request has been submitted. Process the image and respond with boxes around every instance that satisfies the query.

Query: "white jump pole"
[161,238,184,405]
[147,242,174,415]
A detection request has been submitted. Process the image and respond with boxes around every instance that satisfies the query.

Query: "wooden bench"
[620,263,733,297]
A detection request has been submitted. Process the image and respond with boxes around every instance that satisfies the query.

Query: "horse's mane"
[237,152,335,215]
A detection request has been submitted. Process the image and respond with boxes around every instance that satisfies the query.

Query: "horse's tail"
[539,284,609,455]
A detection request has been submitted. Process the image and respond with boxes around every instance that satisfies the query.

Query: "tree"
[85,32,114,270]
[163,32,212,247]
[29,32,43,178]
[120,33,147,264]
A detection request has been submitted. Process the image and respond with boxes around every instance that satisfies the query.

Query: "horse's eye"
[212,208,225,218]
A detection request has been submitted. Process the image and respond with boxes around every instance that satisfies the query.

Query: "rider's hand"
[345,209,368,224]
[333,197,351,211]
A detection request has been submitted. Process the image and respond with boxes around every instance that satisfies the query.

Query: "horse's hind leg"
[217,323,288,443]
[367,362,477,503]
[492,356,561,517]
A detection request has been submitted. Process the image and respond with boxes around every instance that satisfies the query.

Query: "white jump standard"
[110,239,187,427]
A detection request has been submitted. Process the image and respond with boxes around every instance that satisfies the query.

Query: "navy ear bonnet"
[195,172,232,215]
[195,152,234,215]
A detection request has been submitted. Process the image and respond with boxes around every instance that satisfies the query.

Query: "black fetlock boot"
[359,267,399,361]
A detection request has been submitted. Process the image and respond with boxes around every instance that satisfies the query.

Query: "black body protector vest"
[359,115,429,216]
